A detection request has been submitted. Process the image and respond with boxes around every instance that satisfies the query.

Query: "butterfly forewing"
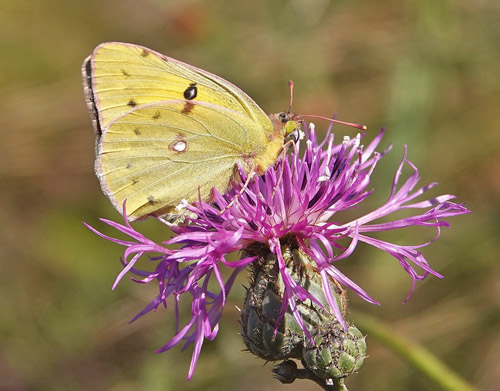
[84,42,274,134]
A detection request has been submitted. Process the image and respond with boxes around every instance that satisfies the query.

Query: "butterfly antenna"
[288,81,366,130]
[300,114,367,130]
[288,80,294,113]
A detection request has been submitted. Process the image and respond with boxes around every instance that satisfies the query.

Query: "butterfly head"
[269,80,304,143]
[269,111,304,143]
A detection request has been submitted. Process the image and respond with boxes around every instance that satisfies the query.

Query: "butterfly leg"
[271,139,295,198]
[217,169,257,215]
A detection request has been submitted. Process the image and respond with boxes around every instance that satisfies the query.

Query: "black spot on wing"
[121,69,131,77]
[134,128,141,135]
[148,196,157,205]
[128,99,137,107]
[153,111,161,120]
[183,83,198,100]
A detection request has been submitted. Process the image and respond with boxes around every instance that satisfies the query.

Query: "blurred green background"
[1,0,498,390]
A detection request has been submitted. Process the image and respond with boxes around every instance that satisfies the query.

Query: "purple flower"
[86,124,469,379]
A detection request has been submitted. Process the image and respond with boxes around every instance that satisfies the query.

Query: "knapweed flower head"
[86,124,469,379]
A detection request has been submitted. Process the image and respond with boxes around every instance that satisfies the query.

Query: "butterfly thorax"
[253,137,284,175]
[250,111,302,175]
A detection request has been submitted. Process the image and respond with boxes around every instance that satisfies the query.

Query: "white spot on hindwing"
[168,133,188,153]
[172,140,187,152]
[169,134,188,153]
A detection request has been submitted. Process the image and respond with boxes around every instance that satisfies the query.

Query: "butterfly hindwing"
[97,100,271,220]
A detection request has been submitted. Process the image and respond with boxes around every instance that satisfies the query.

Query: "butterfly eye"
[279,112,287,122]
[183,83,198,100]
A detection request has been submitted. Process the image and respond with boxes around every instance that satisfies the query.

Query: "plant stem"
[353,313,477,391]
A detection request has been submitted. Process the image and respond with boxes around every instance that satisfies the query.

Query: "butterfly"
[82,42,300,221]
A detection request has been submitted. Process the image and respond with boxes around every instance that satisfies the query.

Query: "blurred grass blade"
[354,313,478,391]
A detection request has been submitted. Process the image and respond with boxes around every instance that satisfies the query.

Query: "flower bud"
[302,323,367,379]
[240,240,350,364]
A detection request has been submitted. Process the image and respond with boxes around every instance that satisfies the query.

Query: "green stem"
[353,313,477,391]
[333,378,348,391]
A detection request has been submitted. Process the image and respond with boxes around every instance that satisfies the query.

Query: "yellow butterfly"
[82,42,298,221]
